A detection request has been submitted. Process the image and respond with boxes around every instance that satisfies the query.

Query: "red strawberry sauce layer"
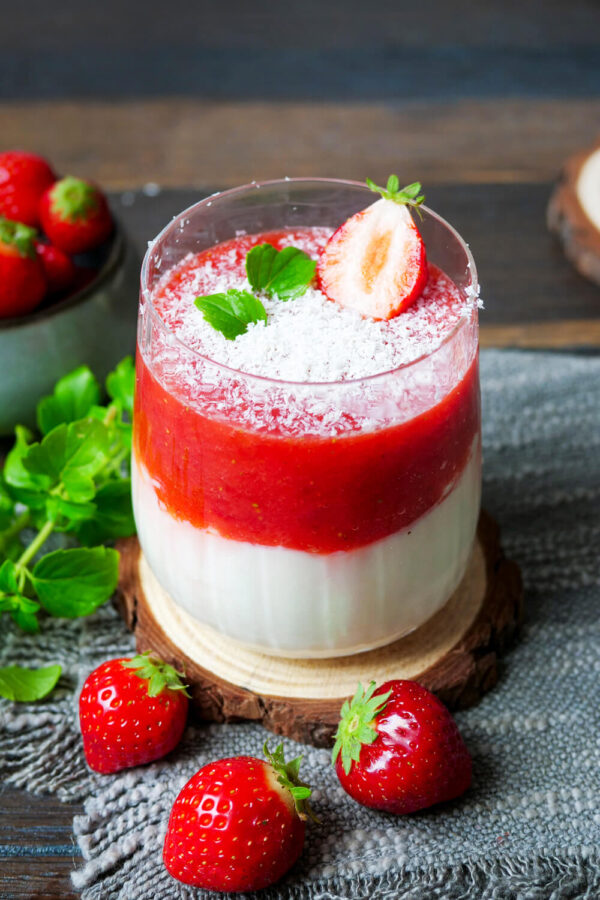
[134,229,480,554]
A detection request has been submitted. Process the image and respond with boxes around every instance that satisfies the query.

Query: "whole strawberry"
[0,150,56,227]
[163,743,315,892]
[36,241,76,294]
[40,176,113,254]
[0,217,47,318]
[79,652,189,774]
[332,680,471,814]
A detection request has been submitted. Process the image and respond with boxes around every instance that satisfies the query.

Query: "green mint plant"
[0,357,136,651]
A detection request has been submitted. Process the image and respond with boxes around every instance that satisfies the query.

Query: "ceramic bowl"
[0,219,140,435]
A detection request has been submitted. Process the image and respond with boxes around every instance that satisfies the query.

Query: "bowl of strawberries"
[0,150,139,435]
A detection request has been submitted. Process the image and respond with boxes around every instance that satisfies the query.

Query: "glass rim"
[140,176,479,388]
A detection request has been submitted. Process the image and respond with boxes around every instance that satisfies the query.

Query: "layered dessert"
[133,178,481,656]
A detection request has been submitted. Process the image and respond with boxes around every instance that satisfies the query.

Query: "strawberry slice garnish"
[332,680,472,815]
[317,176,428,320]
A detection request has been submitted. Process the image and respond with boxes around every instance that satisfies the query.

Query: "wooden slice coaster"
[115,511,522,747]
[547,140,600,287]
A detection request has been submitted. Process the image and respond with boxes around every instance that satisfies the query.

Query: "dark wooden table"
[2,1,600,896]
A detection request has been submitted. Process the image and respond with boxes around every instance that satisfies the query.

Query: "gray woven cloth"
[1,349,600,899]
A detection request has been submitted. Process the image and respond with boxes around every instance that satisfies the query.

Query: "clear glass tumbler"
[133,178,480,657]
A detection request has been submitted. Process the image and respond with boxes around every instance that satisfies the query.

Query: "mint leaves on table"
[195,242,316,340]
[0,358,136,659]
[195,289,267,341]
[246,243,316,301]
[0,664,62,702]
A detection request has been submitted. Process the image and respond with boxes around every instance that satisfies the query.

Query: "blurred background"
[3,0,599,188]
[2,0,600,337]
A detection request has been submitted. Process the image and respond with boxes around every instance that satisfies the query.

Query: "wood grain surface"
[0,786,81,900]
[2,98,599,189]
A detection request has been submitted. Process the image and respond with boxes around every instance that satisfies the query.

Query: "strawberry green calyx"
[0,217,37,258]
[332,681,392,775]
[121,652,191,698]
[50,176,99,222]
[366,175,425,213]
[263,741,318,822]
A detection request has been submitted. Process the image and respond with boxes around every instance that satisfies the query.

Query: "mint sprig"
[195,289,267,341]
[366,175,425,214]
[0,664,62,702]
[0,358,136,645]
[195,242,317,340]
[246,243,316,301]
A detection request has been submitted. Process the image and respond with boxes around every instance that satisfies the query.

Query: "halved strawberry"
[317,176,428,320]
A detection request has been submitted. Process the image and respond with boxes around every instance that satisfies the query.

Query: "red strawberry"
[0,217,47,318]
[163,743,315,892]
[39,176,113,254]
[79,652,189,774]
[317,176,428,320]
[0,150,56,227]
[36,241,76,294]
[332,680,471,815]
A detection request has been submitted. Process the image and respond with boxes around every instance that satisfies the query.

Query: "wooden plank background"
[1,0,599,896]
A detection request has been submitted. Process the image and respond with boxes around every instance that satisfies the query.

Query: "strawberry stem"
[331,681,392,776]
[0,217,37,258]
[366,176,425,213]
[50,176,99,222]
[263,741,318,823]
[121,651,191,698]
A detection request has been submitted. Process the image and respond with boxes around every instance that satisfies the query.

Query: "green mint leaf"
[23,424,68,482]
[30,546,119,618]
[0,559,18,593]
[4,426,51,497]
[0,478,15,530]
[36,366,101,435]
[0,593,41,633]
[195,289,267,341]
[45,496,97,528]
[24,420,111,486]
[246,243,316,301]
[0,534,25,563]
[61,470,96,503]
[106,356,135,416]
[74,480,135,546]
[0,664,61,702]
[11,608,41,633]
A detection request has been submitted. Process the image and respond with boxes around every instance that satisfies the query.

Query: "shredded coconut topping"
[142,227,479,436]
[151,227,473,383]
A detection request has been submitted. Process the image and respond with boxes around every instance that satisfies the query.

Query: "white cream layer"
[132,444,481,657]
